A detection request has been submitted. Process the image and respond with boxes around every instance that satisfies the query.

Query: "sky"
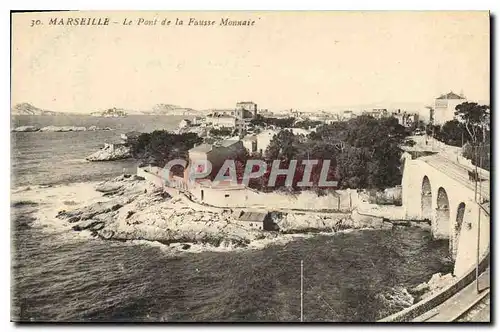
[11,11,490,114]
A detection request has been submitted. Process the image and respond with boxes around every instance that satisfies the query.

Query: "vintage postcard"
[10,11,490,322]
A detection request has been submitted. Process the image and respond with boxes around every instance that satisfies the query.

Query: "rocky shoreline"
[86,143,131,161]
[48,175,430,254]
[11,174,456,317]
[12,125,113,132]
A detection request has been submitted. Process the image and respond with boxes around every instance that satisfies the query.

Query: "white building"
[242,135,258,154]
[206,115,239,129]
[255,129,279,155]
[342,110,356,121]
[432,91,467,125]
[236,101,258,118]
[362,108,389,119]
[392,110,419,128]
[178,119,192,129]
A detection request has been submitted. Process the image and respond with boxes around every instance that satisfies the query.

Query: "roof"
[190,140,240,153]
[189,143,213,153]
[219,139,240,148]
[436,92,465,100]
[286,128,310,135]
[236,101,256,105]
[242,135,257,141]
[238,211,269,222]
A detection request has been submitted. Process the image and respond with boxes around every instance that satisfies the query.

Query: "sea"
[10,115,453,322]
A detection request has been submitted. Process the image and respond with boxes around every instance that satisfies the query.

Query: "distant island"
[11,102,205,117]
[11,103,59,116]
[90,107,128,117]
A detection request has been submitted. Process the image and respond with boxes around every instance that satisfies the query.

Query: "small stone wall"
[136,166,165,188]
[191,184,358,212]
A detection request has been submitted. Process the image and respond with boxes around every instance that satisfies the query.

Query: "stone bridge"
[401,151,490,277]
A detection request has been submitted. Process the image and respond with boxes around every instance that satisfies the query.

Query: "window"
[225,194,230,198]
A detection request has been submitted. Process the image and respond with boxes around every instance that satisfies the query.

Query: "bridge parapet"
[401,153,490,276]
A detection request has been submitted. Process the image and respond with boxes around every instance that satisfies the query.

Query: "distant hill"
[141,104,203,116]
[90,107,127,117]
[11,102,206,117]
[11,103,59,116]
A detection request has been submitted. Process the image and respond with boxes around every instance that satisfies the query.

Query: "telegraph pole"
[300,260,304,322]
[476,143,483,293]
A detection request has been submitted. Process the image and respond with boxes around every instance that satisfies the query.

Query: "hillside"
[11,103,59,116]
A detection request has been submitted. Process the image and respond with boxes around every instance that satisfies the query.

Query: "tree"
[436,120,465,147]
[129,130,202,167]
[209,127,232,137]
[454,102,490,144]
[250,115,296,128]
[265,130,299,161]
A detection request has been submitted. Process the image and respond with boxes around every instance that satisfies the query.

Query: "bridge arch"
[421,176,432,220]
[452,202,466,259]
[433,187,451,239]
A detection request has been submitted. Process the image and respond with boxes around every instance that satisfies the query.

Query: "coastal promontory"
[86,143,131,162]
[12,125,113,132]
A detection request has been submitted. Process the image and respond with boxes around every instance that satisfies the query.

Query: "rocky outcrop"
[40,126,87,132]
[12,125,112,132]
[86,143,131,161]
[276,211,388,234]
[54,175,397,253]
[88,126,112,131]
[376,286,415,318]
[11,125,40,132]
[409,272,456,301]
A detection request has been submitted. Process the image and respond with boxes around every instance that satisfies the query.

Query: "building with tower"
[432,91,467,125]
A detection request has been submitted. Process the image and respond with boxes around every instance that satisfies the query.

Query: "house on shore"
[236,211,276,231]
[179,119,192,129]
[187,139,246,181]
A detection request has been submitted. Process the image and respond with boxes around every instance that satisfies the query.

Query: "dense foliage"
[129,130,202,168]
[244,115,410,191]
[209,127,235,137]
[463,142,490,171]
[427,102,490,170]
[250,115,296,128]
[293,119,323,129]
[454,102,490,144]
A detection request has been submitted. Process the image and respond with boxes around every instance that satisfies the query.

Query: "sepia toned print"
[11,11,490,322]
